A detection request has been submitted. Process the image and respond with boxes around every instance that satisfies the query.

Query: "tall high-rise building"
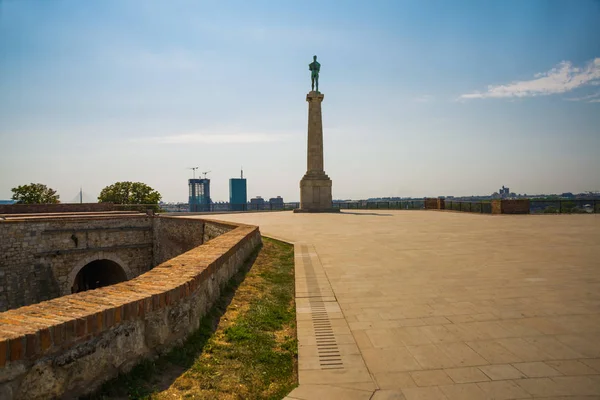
[189,179,211,212]
[229,169,247,211]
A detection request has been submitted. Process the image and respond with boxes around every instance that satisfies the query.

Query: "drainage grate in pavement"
[311,301,343,370]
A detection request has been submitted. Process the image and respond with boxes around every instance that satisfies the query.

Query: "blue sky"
[1,0,599,202]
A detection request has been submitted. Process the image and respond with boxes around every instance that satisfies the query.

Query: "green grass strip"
[85,237,297,400]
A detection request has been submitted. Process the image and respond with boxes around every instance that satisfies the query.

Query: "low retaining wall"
[491,199,530,214]
[426,199,529,214]
[424,198,445,210]
[203,219,239,242]
[0,215,154,311]
[152,217,206,266]
[424,199,437,209]
[0,204,117,215]
[0,220,261,400]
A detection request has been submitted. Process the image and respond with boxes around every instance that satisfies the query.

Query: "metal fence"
[442,200,598,214]
[156,201,429,213]
[156,203,288,213]
[113,199,600,215]
[529,199,598,214]
[332,201,426,210]
[444,201,493,214]
[153,201,428,213]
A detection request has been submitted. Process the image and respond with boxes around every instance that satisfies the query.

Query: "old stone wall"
[500,199,530,214]
[152,217,205,265]
[203,219,238,242]
[424,199,446,210]
[491,200,502,214]
[0,221,261,400]
[0,203,117,214]
[424,199,438,209]
[0,216,153,311]
[491,199,530,214]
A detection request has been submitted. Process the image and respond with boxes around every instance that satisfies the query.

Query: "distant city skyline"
[1,0,599,203]
[4,187,598,205]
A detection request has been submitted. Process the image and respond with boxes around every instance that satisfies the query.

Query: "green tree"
[98,181,161,205]
[11,183,60,204]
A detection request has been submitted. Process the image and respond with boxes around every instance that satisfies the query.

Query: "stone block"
[424,199,438,210]
[437,198,445,209]
[491,199,530,214]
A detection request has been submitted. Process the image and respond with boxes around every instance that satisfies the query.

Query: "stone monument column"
[306,91,325,174]
[294,91,338,213]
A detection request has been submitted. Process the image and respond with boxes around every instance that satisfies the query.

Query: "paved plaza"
[195,210,600,399]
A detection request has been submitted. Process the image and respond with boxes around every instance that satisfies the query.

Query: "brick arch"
[64,253,133,296]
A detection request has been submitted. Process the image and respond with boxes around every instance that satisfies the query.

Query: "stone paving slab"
[193,211,600,399]
[293,242,374,392]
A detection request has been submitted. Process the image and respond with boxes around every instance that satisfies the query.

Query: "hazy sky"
[1,0,599,203]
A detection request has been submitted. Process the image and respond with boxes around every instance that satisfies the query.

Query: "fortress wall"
[491,199,530,214]
[203,219,239,242]
[0,220,261,400]
[0,216,153,312]
[501,199,530,214]
[424,199,438,209]
[0,204,117,214]
[152,217,239,266]
[152,217,205,266]
[424,199,446,210]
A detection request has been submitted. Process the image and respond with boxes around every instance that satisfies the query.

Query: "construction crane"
[187,167,199,179]
[201,170,211,179]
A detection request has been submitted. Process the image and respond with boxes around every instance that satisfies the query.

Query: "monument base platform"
[293,208,340,213]
[297,174,335,213]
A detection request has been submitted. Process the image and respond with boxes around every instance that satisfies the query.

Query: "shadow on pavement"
[337,211,393,216]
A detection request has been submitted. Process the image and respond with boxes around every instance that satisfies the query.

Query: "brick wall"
[0,215,236,313]
[0,203,117,214]
[491,199,530,214]
[424,199,438,209]
[491,200,502,214]
[0,220,261,400]
[424,199,446,210]
[0,215,153,311]
[203,219,238,242]
[501,199,530,214]
[152,217,205,266]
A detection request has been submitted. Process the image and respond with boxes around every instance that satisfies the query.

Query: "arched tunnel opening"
[71,259,127,293]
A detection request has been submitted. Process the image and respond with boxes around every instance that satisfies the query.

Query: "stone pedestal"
[294,91,338,213]
[491,199,530,214]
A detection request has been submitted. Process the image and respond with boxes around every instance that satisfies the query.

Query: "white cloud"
[590,99,600,103]
[459,57,600,100]
[564,91,600,102]
[414,95,433,103]
[132,132,293,144]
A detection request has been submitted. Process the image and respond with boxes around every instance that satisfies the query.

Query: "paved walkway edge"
[284,241,378,400]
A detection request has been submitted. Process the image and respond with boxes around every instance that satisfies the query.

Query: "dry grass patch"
[86,237,297,400]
